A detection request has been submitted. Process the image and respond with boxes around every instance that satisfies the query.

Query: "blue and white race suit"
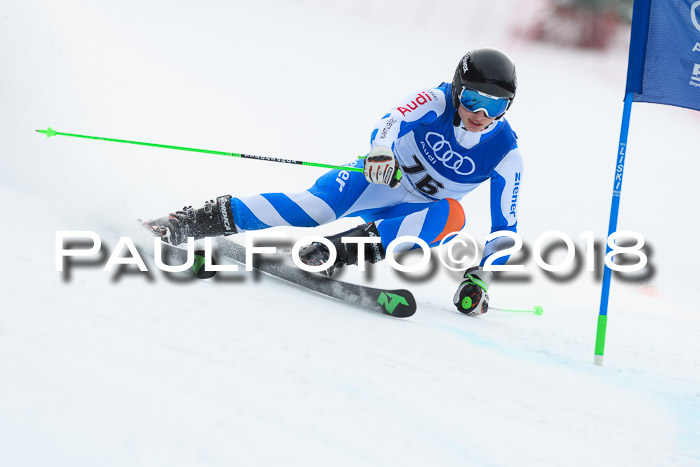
[230,82,523,265]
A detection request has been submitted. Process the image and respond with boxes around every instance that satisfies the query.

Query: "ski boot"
[298,222,385,276]
[144,195,237,246]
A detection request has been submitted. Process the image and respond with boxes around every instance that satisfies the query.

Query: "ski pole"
[35,126,373,174]
[490,305,544,315]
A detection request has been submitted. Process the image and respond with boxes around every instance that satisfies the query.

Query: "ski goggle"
[458,86,509,118]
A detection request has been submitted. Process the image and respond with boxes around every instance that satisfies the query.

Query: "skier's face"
[458,105,496,132]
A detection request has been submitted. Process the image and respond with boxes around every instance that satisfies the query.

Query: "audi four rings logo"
[693,1,700,32]
[425,132,476,175]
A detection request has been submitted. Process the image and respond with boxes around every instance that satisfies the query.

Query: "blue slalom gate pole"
[594,91,634,366]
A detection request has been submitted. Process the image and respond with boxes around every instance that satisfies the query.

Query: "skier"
[145,48,522,316]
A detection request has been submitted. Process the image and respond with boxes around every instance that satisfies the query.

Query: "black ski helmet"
[451,48,517,118]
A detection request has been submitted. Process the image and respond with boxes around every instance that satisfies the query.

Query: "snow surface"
[2,0,699,465]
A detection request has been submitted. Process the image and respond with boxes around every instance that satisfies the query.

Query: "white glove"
[364,146,401,188]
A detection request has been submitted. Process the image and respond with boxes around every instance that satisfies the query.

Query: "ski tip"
[36,127,57,138]
[192,250,217,279]
[377,290,416,318]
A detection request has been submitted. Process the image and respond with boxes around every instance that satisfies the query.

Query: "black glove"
[453,267,492,316]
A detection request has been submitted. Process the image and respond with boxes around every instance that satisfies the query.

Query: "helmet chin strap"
[453,110,461,127]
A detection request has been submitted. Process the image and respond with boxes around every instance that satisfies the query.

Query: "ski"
[214,238,416,318]
[143,226,416,318]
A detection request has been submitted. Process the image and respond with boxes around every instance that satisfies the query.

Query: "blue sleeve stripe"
[490,223,517,234]
[480,228,519,266]
[260,193,320,227]
[480,252,510,266]
[231,197,272,231]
